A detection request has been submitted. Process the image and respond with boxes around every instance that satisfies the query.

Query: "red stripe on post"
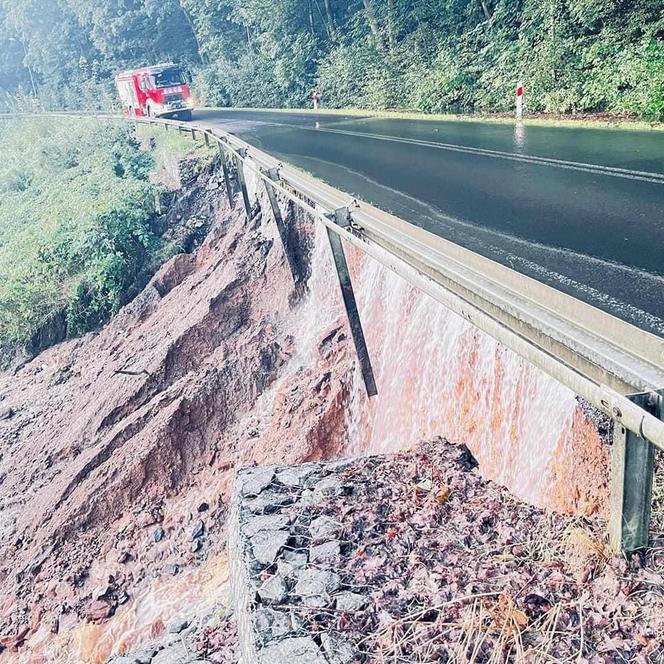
[516,86,524,97]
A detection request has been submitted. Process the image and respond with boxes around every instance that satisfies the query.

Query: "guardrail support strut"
[263,168,299,283]
[609,389,661,551]
[234,148,253,218]
[326,210,377,397]
[218,144,236,209]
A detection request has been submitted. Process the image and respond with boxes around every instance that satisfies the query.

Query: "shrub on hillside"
[0,119,206,362]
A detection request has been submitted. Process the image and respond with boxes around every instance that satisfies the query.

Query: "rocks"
[294,569,340,607]
[0,625,29,652]
[277,551,307,578]
[259,636,329,664]
[238,466,276,497]
[233,461,360,663]
[243,514,290,537]
[334,591,367,612]
[85,598,113,622]
[92,583,112,599]
[309,515,340,542]
[257,574,287,604]
[132,647,158,664]
[253,608,291,643]
[191,520,204,540]
[310,540,340,562]
[0,406,14,421]
[246,488,292,514]
[167,617,189,634]
[275,464,317,488]
[311,476,344,498]
[321,633,356,664]
[153,526,165,543]
[150,644,192,664]
[250,530,289,566]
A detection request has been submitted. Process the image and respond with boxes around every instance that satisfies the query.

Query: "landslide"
[0,161,356,660]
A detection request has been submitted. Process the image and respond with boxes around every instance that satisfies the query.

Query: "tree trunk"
[323,0,337,39]
[479,0,492,21]
[362,0,384,50]
[177,1,206,64]
[387,0,396,53]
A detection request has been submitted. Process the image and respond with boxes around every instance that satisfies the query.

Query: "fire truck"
[115,63,194,121]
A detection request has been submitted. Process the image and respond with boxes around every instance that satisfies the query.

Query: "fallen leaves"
[268,439,664,662]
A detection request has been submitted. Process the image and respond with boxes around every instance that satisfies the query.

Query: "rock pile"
[230,441,664,663]
[231,461,359,664]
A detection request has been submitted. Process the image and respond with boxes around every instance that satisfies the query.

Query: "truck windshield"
[151,69,184,88]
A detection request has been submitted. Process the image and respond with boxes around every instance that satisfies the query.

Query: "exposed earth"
[0,147,660,664]
[0,159,357,662]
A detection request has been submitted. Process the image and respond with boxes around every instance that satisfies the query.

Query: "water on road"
[196,109,664,336]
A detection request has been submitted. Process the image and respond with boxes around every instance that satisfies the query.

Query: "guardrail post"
[326,208,377,397]
[191,128,196,140]
[204,132,210,147]
[234,148,253,218]
[218,144,236,210]
[609,389,661,552]
[262,167,299,283]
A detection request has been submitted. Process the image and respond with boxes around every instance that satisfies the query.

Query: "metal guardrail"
[3,111,663,551]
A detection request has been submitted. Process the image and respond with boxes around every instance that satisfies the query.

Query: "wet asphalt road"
[195,109,664,336]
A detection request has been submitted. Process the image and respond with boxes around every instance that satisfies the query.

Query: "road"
[195,109,664,336]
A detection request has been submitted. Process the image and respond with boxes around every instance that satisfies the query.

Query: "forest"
[0,0,663,119]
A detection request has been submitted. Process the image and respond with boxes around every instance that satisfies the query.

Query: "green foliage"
[0,0,662,117]
[0,118,205,357]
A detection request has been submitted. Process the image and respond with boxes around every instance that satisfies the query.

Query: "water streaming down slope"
[332,240,609,515]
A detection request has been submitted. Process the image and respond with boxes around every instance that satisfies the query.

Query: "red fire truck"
[115,63,194,121]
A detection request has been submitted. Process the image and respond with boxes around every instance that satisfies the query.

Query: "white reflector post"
[516,81,524,121]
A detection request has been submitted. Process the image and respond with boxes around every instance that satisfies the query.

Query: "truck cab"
[115,63,194,121]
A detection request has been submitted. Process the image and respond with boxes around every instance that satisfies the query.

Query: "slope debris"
[231,439,664,663]
[0,160,356,662]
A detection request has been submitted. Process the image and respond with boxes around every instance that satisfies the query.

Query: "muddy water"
[19,555,229,664]
[305,231,608,512]
[10,177,609,664]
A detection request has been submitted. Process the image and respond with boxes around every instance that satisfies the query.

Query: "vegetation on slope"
[0,0,662,120]
[0,118,209,361]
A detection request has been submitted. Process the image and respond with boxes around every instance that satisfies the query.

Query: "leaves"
[296,439,664,662]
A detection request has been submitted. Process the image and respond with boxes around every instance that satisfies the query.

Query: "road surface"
[196,109,664,336]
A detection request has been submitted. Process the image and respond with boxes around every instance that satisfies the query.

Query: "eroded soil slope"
[0,169,356,662]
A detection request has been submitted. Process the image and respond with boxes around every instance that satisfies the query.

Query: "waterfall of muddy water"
[339,239,609,514]
[35,556,229,664]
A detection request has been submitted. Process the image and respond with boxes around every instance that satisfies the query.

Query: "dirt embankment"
[0,162,356,662]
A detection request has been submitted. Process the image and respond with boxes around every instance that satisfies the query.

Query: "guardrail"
[3,112,663,552]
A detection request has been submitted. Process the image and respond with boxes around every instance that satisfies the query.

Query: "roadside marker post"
[516,81,524,121]
[313,92,320,111]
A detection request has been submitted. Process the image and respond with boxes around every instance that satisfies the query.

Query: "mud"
[0,172,356,662]
[0,151,627,663]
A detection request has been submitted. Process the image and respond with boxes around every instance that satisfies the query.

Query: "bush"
[0,118,209,360]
